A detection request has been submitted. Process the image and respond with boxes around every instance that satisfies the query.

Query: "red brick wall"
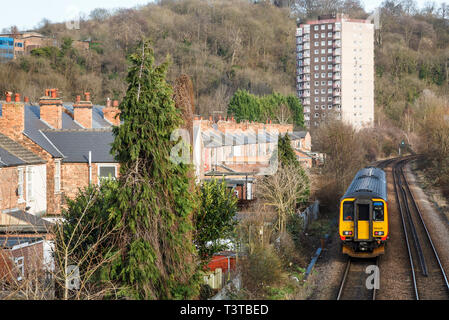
[0,166,26,212]
[61,163,120,204]
[0,241,44,283]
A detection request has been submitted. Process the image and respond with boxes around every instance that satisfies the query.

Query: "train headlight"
[374,231,384,236]
[343,231,353,236]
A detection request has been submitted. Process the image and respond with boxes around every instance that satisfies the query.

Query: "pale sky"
[0,0,155,31]
[0,0,447,31]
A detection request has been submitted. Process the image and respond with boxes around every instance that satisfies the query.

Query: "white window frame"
[54,160,61,194]
[18,167,24,203]
[26,166,33,202]
[97,164,118,185]
[15,257,24,281]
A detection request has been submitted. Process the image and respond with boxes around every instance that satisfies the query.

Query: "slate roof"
[0,147,26,167]
[288,131,308,140]
[42,129,116,163]
[0,236,45,248]
[23,105,64,158]
[0,132,45,165]
[18,104,115,162]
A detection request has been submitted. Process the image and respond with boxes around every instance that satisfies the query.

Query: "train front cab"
[339,197,388,258]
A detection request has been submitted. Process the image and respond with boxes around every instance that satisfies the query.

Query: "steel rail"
[400,164,449,294]
[372,257,379,300]
[336,258,351,300]
[392,160,419,299]
[400,182,428,276]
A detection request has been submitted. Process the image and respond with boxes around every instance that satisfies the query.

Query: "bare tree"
[256,164,309,233]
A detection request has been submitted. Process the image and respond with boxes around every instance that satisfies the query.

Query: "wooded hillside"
[0,0,448,123]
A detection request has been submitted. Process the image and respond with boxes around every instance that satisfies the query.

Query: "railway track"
[335,159,390,300]
[336,257,378,300]
[392,159,449,299]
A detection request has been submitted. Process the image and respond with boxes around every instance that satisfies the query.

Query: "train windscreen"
[373,202,384,221]
[357,204,370,221]
[343,202,354,221]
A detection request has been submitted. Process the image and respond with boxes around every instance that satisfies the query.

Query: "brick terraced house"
[0,90,121,220]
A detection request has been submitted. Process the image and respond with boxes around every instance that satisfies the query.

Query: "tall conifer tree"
[108,40,199,299]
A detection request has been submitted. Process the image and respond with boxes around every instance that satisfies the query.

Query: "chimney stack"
[103,98,121,126]
[39,89,63,129]
[73,92,93,128]
[0,91,25,139]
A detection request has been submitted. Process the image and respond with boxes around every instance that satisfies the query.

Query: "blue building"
[0,37,14,62]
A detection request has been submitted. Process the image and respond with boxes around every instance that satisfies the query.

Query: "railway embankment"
[406,163,449,290]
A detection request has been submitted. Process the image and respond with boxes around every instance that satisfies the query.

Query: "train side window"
[373,203,384,221]
[343,202,354,221]
[357,204,370,221]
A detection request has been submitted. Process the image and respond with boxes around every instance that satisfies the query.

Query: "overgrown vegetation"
[194,179,238,263]
[236,132,311,299]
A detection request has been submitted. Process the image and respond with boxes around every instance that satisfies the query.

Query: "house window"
[54,160,61,193]
[26,167,33,201]
[15,257,24,281]
[98,165,117,184]
[18,168,24,202]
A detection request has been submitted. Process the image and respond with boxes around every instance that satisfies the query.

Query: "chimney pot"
[106,98,111,108]
[45,89,50,97]
[113,100,119,107]
[85,92,91,101]
[5,92,12,102]
[76,95,81,103]
[14,93,20,102]
[24,96,30,103]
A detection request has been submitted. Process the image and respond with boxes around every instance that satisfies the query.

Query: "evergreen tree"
[277,133,310,204]
[227,89,304,127]
[278,133,299,167]
[194,179,238,263]
[107,40,200,299]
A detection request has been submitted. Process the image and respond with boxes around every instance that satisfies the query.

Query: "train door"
[354,200,372,241]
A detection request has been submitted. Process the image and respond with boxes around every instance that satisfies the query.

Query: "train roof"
[342,167,387,201]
